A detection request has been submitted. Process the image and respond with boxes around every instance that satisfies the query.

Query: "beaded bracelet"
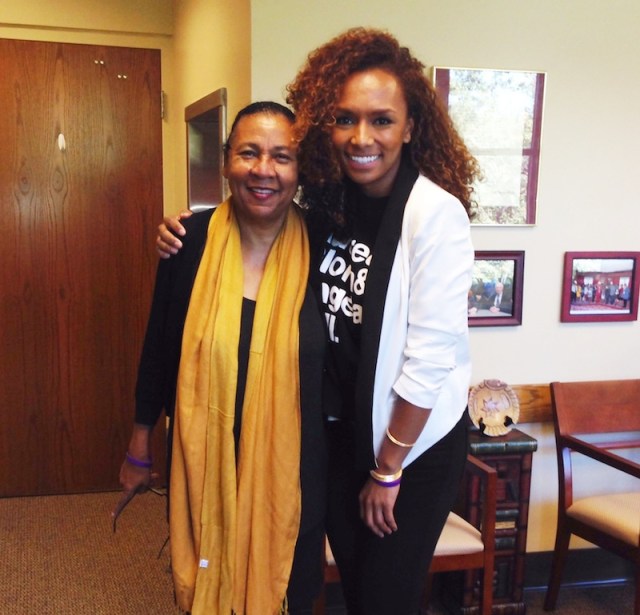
[125,451,153,469]
[385,427,416,448]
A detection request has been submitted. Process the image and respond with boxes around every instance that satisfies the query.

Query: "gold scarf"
[169,199,308,614]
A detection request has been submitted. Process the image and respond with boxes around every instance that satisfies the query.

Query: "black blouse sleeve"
[133,209,214,427]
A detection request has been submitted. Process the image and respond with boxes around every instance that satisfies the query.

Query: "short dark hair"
[225,101,295,156]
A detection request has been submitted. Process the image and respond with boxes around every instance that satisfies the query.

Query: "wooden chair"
[543,379,640,615]
[426,454,497,615]
[313,454,497,615]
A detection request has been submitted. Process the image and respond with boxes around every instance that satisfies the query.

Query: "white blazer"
[368,174,474,467]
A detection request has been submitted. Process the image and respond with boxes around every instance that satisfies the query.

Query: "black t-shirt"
[317,192,388,420]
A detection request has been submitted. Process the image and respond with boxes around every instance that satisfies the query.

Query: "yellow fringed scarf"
[169,199,309,615]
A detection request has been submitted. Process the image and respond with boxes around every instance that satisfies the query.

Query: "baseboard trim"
[524,548,634,591]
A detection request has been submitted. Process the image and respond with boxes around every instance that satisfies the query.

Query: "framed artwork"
[468,251,524,327]
[560,252,640,323]
[432,67,546,226]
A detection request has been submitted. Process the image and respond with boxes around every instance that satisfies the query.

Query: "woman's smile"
[224,113,298,226]
[331,68,413,198]
[347,153,382,165]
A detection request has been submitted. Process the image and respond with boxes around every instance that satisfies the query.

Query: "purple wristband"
[371,477,402,488]
[125,451,152,469]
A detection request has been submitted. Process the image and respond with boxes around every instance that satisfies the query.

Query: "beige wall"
[251,0,640,553]
[169,0,251,214]
[0,0,173,33]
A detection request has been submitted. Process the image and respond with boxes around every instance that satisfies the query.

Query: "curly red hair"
[286,28,480,227]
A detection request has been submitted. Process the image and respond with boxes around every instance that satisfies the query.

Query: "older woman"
[118,102,326,615]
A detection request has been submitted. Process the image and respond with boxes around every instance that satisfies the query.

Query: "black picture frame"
[468,251,525,327]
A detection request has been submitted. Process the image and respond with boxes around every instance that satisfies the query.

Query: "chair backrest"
[544,379,640,614]
[550,379,640,437]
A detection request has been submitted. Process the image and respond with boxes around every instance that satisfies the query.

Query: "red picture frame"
[560,251,640,323]
[468,251,525,327]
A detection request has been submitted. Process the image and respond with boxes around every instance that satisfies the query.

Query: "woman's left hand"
[359,479,400,537]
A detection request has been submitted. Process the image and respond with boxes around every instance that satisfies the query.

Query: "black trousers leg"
[287,523,325,615]
[325,416,467,615]
[324,420,363,614]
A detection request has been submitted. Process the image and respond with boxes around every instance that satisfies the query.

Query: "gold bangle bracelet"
[385,427,416,448]
[369,467,403,483]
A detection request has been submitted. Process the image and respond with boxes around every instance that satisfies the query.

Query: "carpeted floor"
[0,490,178,614]
[323,581,636,614]
[0,491,635,614]
[522,583,635,615]
[321,585,636,615]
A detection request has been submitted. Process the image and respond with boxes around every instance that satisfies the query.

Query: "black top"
[134,208,327,532]
[316,191,388,421]
[234,297,256,449]
[309,154,420,470]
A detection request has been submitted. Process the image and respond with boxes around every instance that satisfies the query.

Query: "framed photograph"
[432,67,546,226]
[468,251,524,327]
[560,252,640,323]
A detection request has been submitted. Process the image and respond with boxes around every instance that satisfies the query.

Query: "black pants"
[287,522,325,614]
[325,415,467,615]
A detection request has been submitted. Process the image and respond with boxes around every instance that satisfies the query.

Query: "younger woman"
[287,28,478,615]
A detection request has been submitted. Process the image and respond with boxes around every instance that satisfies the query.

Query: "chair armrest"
[561,435,640,479]
[462,454,497,548]
[465,453,498,479]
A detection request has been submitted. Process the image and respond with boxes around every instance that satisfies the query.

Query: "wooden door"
[0,39,165,496]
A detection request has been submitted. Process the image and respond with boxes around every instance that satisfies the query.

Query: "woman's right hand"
[156,209,193,258]
[118,424,155,496]
[359,478,400,538]
[118,458,154,496]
